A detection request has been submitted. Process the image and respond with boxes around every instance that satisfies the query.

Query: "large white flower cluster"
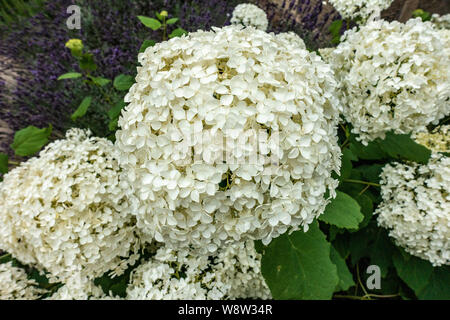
[0,262,46,300]
[116,25,341,251]
[0,129,140,284]
[375,154,450,266]
[230,3,268,31]
[323,18,450,145]
[432,13,450,30]
[126,241,270,299]
[327,0,393,21]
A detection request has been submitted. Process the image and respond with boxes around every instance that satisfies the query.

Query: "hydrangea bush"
[0,2,449,301]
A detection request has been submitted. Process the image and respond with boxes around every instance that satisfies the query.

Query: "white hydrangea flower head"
[432,13,450,30]
[275,32,306,50]
[116,25,341,251]
[0,262,46,300]
[375,154,450,266]
[230,3,268,31]
[326,0,394,22]
[413,125,450,153]
[0,129,140,284]
[126,241,271,300]
[323,18,450,145]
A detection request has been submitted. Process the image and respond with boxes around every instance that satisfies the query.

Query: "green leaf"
[417,266,450,300]
[260,221,339,299]
[166,17,178,25]
[108,118,118,132]
[137,16,161,30]
[393,249,433,295]
[79,53,97,71]
[0,153,8,174]
[319,191,364,230]
[11,125,52,157]
[378,132,431,164]
[108,100,126,120]
[90,76,111,86]
[139,39,156,53]
[339,149,354,180]
[113,74,134,91]
[350,132,431,164]
[71,96,92,121]
[329,20,343,44]
[169,28,188,38]
[155,11,163,21]
[330,245,355,292]
[57,72,82,80]
[368,229,395,277]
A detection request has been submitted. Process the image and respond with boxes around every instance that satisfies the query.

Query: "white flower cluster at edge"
[0,262,46,300]
[126,240,271,299]
[375,153,450,266]
[115,25,341,252]
[432,13,450,30]
[230,3,269,31]
[0,128,140,285]
[413,125,450,153]
[322,18,450,145]
[326,0,394,21]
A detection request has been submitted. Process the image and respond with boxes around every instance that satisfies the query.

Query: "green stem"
[0,252,12,260]
[162,17,167,41]
[356,264,370,299]
[8,160,20,166]
[343,179,381,187]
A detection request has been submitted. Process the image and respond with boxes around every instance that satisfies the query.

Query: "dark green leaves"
[392,249,433,294]
[79,53,97,71]
[11,125,52,157]
[319,191,364,230]
[137,16,161,30]
[330,246,355,291]
[260,221,338,299]
[0,153,8,174]
[57,72,82,80]
[107,100,126,131]
[139,39,156,53]
[113,74,134,91]
[350,132,431,164]
[169,28,188,39]
[71,96,92,121]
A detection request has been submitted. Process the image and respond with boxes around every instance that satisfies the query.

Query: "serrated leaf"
[392,249,433,295]
[11,125,52,157]
[71,96,92,121]
[139,39,156,53]
[330,245,355,292]
[169,28,187,38]
[113,74,134,91]
[417,266,450,300]
[260,221,339,299]
[137,16,161,30]
[57,72,82,80]
[0,153,8,174]
[90,76,111,86]
[319,191,364,230]
[166,17,178,25]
